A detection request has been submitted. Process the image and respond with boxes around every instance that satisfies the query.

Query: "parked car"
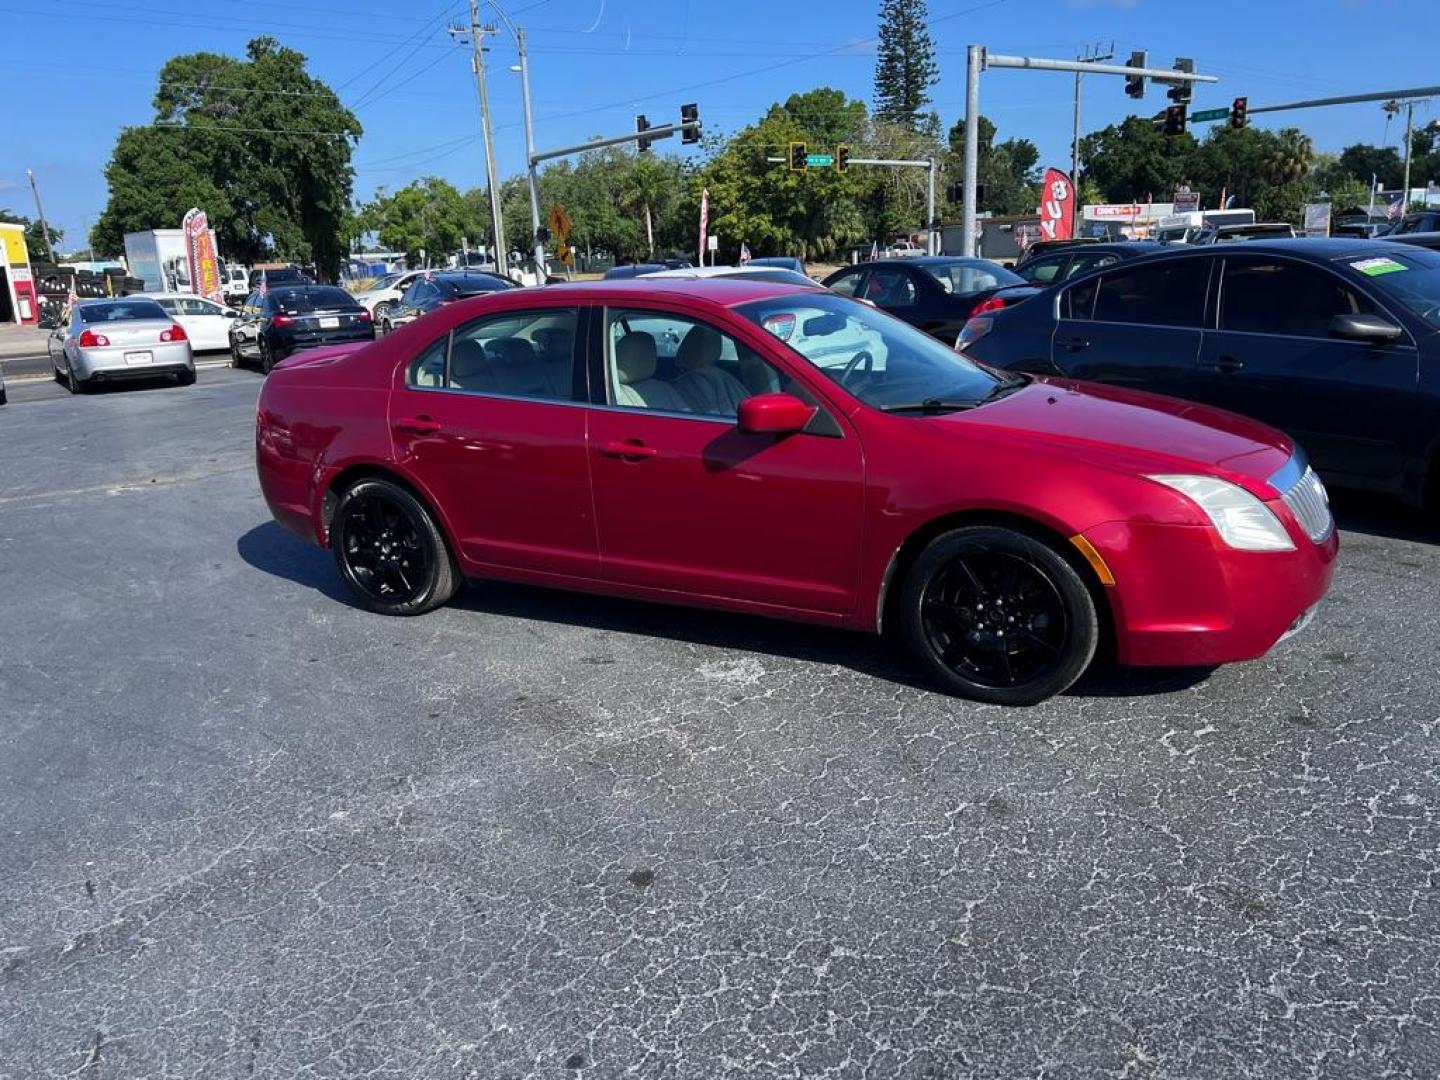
[1389,211,1440,236]
[382,270,518,334]
[1384,230,1440,252]
[256,278,1336,706]
[229,285,373,373]
[959,239,1440,507]
[1012,241,1163,287]
[351,269,430,324]
[603,263,669,280]
[641,265,820,288]
[1014,238,1101,267]
[746,256,806,275]
[47,297,195,393]
[221,264,250,306]
[886,239,927,258]
[140,292,239,352]
[822,257,1041,343]
[248,265,310,290]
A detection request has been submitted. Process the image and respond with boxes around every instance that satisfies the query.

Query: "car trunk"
[84,319,176,350]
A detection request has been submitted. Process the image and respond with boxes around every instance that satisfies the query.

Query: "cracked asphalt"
[1,368,1437,1079]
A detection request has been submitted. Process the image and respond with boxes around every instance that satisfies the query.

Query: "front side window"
[736,293,1005,413]
[1081,259,1209,326]
[408,308,580,401]
[180,298,218,316]
[1221,259,1373,337]
[604,308,784,418]
[1340,247,1440,331]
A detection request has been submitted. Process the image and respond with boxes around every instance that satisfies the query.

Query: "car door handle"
[598,439,658,460]
[1202,356,1245,373]
[1062,336,1090,351]
[394,415,442,435]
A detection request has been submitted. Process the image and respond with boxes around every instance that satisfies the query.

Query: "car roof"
[520,277,814,307]
[136,291,221,300]
[1109,237,1422,261]
[640,265,808,280]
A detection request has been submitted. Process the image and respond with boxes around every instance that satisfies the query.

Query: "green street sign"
[805,153,834,167]
[1191,108,1230,122]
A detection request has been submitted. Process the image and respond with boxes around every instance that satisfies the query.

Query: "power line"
[336,0,464,92]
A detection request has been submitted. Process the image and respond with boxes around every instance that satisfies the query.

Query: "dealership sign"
[1037,168,1075,242]
[182,208,223,303]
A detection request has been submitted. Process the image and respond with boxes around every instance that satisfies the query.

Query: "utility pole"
[452,2,507,276]
[1071,43,1114,237]
[26,169,56,263]
[961,47,1216,256]
[486,1,546,279]
[1401,99,1415,214]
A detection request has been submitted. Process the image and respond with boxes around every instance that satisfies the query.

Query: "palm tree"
[620,156,674,257]
[1264,130,1314,187]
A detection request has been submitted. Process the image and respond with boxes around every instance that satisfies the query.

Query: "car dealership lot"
[2,370,1438,1078]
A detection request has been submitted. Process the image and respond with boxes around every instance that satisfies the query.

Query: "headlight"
[1147,474,1295,552]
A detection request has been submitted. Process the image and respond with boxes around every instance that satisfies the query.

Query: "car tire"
[66,364,86,395]
[259,338,276,375]
[176,369,197,386]
[229,338,244,368]
[331,477,460,616]
[899,525,1099,706]
[374,301,392,328]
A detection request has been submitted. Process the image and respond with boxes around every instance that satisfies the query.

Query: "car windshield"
[920,260,1024,295]
[736,292,1006,412]
[1347,248,1440,329]
[437,274,511,296]
[78,300,167,323]
[370,273,401,290]
[270,287,356,313]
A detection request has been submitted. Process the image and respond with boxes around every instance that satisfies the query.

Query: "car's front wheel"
[900,525,1099,706]
[331,477,460,616]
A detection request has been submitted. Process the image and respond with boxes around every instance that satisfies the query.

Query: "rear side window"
[1081,259,1209,326]
[406,309,581,402]
[827,269,865,297]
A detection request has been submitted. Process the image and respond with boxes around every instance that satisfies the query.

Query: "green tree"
[1080,116,1196,202]
[944,115,1041,216]
[873,0,938,133]
[93,37,361,277]
[361,177,482,266]
[621,155,680,256]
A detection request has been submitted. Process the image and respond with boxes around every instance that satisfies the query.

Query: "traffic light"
[789,142,807,172]
[1167,58,1194,106]
[1230,96,1248,130]
[836,144,849,172]
[1163,105,1187,137]
[680,103,700,144]
[1125,50,1146,99]
[636,114,653,152]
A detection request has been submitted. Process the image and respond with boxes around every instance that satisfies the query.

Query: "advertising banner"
[698,188,710,268]
[1037,168,1075,242]
[182,208,223,303]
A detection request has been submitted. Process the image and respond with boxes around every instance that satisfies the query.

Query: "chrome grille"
[1280,465,1333,543]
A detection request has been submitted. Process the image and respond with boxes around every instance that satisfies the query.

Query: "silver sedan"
[48,298,196,393]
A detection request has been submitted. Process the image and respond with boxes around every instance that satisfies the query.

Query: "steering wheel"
[838,349,875,388]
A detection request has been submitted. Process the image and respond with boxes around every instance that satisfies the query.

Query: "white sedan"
[139,292,239,352]
[351,270,431,321]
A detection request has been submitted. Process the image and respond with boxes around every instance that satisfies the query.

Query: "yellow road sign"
[548,205,573,243]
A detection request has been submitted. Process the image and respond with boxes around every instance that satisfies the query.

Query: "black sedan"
[381,270,517,333]
[959,239,1440,507]
[1012,241,1164,286]
[230,285,374,373]
[821,257,1040,344]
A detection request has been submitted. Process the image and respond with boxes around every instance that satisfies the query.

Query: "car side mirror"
[737,392,817,436]
[1330,312,1403,344]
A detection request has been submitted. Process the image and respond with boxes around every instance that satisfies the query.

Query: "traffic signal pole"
[961,47,1217,256]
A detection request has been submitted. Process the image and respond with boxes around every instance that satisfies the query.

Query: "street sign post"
[1190,107,1230,122]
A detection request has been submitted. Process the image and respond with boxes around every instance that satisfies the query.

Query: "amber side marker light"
[1069,534,1117,586]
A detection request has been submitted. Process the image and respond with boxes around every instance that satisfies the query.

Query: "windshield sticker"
[1351,257,1408,277]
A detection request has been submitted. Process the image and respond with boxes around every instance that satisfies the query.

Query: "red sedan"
[255,279,1337,705]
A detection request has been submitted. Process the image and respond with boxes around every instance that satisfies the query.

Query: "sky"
[2,0,1436,249]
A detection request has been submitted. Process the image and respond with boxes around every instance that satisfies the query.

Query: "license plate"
[319,316,340,329]
[124,351,153,365]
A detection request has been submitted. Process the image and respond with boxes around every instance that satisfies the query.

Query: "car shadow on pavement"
[237,520,1216,702]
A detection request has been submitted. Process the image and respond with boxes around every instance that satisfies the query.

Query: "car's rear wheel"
[176,369,196,386]
[259,338,277,375]
[331,478,459,616]
[900,526,1098,706]
[65,364,85,395]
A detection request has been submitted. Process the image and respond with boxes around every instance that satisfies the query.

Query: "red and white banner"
[698,188,709,267]
[182,208,223,303]
[1037,168,1075,242]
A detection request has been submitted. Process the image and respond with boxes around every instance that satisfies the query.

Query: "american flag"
[739,243,752,265]
[869,240,879,261]
[1385,192,1406,220]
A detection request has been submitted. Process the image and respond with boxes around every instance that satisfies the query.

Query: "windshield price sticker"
[1351,257,1408,277]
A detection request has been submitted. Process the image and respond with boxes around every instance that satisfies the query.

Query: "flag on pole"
[869,239,879,261]
[258,270,268,297]
[739,242,752,265]
[1384,191,1406,220]
[698,188,710,268]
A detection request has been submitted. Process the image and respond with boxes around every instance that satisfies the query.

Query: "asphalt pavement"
[1,368,1437,1079]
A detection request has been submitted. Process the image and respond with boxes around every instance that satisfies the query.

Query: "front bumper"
[73,342,194,379]
[1085,514,1338,667]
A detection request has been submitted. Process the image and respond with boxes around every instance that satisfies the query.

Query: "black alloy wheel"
[331,478,459,616]
[259,337,277,375]
[900,526,1099,706]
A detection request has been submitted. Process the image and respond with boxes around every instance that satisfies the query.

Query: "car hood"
[932,377,1294,495]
